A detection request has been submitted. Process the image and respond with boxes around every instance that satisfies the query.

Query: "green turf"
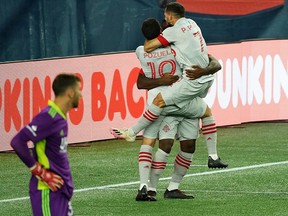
[0,122,287,216]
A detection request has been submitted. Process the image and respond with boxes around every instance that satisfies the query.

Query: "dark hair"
[161,19,172,31]
[52,73,81,96]
[165,2,185,18]
[141,18,161,40]
[159,0,176,8]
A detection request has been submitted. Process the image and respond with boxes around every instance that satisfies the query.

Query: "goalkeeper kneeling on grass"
[10,73,82,216]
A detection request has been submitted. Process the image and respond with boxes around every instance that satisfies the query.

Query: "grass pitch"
[0,122,287,216]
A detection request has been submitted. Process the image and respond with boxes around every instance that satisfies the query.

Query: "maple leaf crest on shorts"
[162,124,170,132]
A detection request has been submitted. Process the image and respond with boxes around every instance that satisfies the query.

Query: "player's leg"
[164,140,195,199]
[136,137,156,201]
[30,189,47,216]
[136,118,164,201]
[148,138,173,199]
[110,94,165,142]
[110,79,205,142]
[201,106,228,168]
[133,81,205,136]
[148,116,181,198]
[162,78,211,108]
[163,96,228,169]
[49,190,73,216]
[30,189,72,216]
[164,118,198,199]
[130,79,203,136]
[131,93,166,135]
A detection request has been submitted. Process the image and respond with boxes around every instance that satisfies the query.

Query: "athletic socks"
[131,104,163,135]
[202,116,218,160]
[167,151,193,191]
[138,145,153,190]
[148,148,169,191]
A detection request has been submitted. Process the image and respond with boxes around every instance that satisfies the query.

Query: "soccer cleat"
[164,189,194,199]
[110,128,136,142]
[148,190,156,196]
[135,186,157,201]
[148,190,157,200]
[208,156,228,169]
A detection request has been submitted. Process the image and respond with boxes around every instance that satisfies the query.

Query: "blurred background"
[0,0,287,63]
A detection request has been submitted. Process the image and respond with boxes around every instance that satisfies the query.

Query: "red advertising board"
[0,40,287,151]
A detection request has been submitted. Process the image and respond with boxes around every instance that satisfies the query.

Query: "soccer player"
[137,116,199,201]
[136,54,219,201]
[126,18,226,201]
[111,15,228,168]
[10,73,82,216]
[149,116,199,200]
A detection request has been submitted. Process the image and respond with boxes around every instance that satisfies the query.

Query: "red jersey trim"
[157,35,170,47]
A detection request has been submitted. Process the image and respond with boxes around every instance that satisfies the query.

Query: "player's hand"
[185,65,207,80]
[159,74,179,86]
[30,162,64,192]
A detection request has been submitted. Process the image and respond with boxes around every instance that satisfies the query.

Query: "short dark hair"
[141,18,161,40]
[165,2,185,18]
[52,73,81,96]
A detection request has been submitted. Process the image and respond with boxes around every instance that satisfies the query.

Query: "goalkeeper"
[10,73,82,216]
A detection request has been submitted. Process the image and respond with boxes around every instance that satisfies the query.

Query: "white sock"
[131,104,163,134]
[138,145,153,190]
[202,116,218,160]
[167,151,193,191]
[148,149,169,191]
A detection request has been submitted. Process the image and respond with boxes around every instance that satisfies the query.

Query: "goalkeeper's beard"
[72,100,79,108]
[71,95,80,108]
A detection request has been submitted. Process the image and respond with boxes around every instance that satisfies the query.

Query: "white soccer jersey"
[157,17,213,83]
[136,45,182,79]
[136,45,182,105]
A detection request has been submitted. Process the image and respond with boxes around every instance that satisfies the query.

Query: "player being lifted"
[111,3,228,168]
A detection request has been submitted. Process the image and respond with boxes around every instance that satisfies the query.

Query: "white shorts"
[159,116,199,141]
[161,78,214,108]
[162,97,207,119]
[142,115,165,139]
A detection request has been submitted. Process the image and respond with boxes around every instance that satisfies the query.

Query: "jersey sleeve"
[157,28,176,46]
[157,35,170,47]
[10,110,55,168]
[24,112,54,143]
[135,46,144,60]
[10,128,37,168]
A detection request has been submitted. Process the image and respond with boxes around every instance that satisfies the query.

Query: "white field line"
[166,164,206,167]
[0,160,287,203]
[94,188,288,195]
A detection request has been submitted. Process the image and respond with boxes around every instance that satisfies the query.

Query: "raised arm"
[144,38,163,53]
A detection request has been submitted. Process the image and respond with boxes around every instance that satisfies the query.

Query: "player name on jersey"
[143,49,173,59]
[181,23,195,33]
